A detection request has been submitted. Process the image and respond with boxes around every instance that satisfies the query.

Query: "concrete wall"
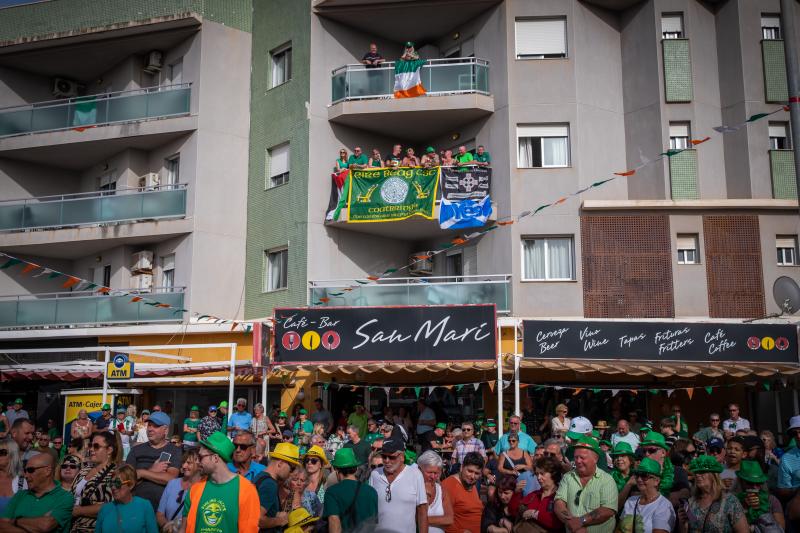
[759,213,800,315]
[669,213,709,317]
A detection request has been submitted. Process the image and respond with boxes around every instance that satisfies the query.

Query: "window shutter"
[515,19,566,56]
[517,124,569,138]
[669,124,689,137]
[269,143,290,177]
[661,15,683,35]
[762,15,780,30]
[676,235,697,250]
[776,236,796,249]
[162,254,175,271]
[769,124,788,138]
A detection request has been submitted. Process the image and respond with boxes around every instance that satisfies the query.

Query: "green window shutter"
[662,39,693,103]
[669,149,698,199]
[762,40,789,103]
[770,149,797,199]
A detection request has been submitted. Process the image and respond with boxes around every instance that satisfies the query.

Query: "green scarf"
[611,469,630,492]
[659,459,674,496]
[737,490,770,524]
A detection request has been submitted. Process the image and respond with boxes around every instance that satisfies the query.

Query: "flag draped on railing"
[393,59,426,98]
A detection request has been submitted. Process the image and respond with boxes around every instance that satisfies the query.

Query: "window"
[769,122,790,150]
[166,58,183,85]
[762,14,781,40]
[271,43,292,88]
[98,171,116,194]
[267,142,290,188]
[777,235,798,266]
[265,248,288,291]
[522,237,575,280]
[446,252,463,281]
[669,122,690,150]
[515,19,567,59]
[102,264,112,288]
[661,14,684,39]
[165,154,180,185]
[677,234,699,264]
[161,254,175,290]
[517,124,570,168]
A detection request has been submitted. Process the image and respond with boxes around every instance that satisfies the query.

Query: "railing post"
[59,196,64,226]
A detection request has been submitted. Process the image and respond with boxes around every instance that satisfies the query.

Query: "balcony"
[0,288,185,329]
[669,149,698,200]
[662,39,693,103]
[0,184,187,232]
[762,40,789,103]
[0,84,192,138]
[329,58,493,138]
[770,149,797,199]
[309,275,510,313]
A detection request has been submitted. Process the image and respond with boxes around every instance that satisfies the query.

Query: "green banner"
[347,167,439,222]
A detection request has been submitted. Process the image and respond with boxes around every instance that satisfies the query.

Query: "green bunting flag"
[661,149,683,157]
[414,386,421,398]
[456,385,463,392]
[383,268,398,275]
[705,386,713,395]
[591,178,615,187]
[323,383,330,391]
[747,113,770,122]
[48,271,61,279]
[763,381,771,391]
[0,258,22,269]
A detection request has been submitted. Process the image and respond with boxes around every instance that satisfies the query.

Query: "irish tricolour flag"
[393,59,426,98]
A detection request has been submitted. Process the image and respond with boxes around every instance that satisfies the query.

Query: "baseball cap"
[741,435,763,452]
[101,403,111,411]
[190,405,199,412]
[14,398,23,405]
[566,416,593,440]
[426,146,435,153]
[788,415,800,431]
[382,438,405,455]
[706,437,724,451]
[116,408,126,414]
[219,401,228,408]
[208,405,218,412]
[148,411,171,427]
[405,41,414,48]
[435,422,447,430]
[299,409,308,415]
[141,409,151,415]
[485,419,497,428]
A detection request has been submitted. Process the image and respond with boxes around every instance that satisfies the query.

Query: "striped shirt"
[453,437,486,465]
[778,446,800,489]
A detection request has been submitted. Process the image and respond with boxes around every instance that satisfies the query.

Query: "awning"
[0,360,255,382]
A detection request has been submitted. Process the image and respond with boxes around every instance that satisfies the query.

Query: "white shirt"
[722,417,750,433]
[611,431,641,450]
[369,464,427,533]
[620,494,676,533]
[551,416,571,437]
[428,483,445,533]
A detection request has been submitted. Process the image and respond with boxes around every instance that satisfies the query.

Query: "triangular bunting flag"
[33,268,54,278]
[230,322,239,331]
[614,170,636,177]
[383,387,391,397]
[591,388,601,394]
[713,125,741,134]
[130,296,142,303]
[496,220,514,226]
[428,386,435,395]
[366,275,380,281]
[48,271,61,279]
[323,383,330,391]
[690,136,711,145]
[62,276,80,289]
[414,387,421,398]
[473,383,480,391]
[0,258,22,270]
[488,381,496,392]
[591,178,615,187]
[746,112,770,122]
[611,389,620,397]
[666,389,675,397]
[445,385,454,390]
[456,385,463,392]
[763,381,771,391]
[382,268,398,275]
[533,204,551,214]
[396,387,405,394]
[686,388,694,399]
[572,388,584,396]
[20,263,39,274]
[518,210,532,219]
[705,386,713,395]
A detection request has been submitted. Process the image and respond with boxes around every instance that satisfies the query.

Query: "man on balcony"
[362,43,385,68]
[474,145,492,167]
[421,147,440,168]
[347,147,369,170]
[454,146,475,169]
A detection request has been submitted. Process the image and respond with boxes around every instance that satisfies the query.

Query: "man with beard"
[180,432,260,532]
[369,437,428,533]
[441,452,484,533]
[10,418,37,463]
[255,442,300,532]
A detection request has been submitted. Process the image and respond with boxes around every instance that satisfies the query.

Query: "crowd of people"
[1,395,800,532]
[334,144,491,172]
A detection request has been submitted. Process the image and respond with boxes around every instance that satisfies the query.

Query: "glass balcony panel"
[147,87,191,117]
[31,105,71,132]
[0,204,24,231]
[141,188,186,218]
[100,194,143,222]
[0,301,18,325]
[476,64,489,93]
[428,63,474,93]
[55,296,99,325]
[0,109,32,136]
[17,299,58,326]
[108,93,148,123]
[332,71,346,102]
[60,197,103,225]
[23,202,62,228]
[346,69,394,98]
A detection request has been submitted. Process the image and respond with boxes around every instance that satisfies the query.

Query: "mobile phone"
[679,498,689,514]
[158,452,172,463]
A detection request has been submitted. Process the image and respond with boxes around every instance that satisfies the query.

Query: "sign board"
[523,320,799,364]
[252,322,271,368]
[273,305,497,364]
[107,353,134,380]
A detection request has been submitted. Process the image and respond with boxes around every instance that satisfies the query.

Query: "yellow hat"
[285,508,319,533]
[303,445,329,467]
[270,442,300,466]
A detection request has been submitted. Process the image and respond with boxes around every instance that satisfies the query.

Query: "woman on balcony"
[334,148,349,173]
[402,147,420,167]
[368,148,384,168]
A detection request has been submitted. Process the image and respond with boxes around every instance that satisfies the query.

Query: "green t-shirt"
[344,439,372,465]
[2,484,75,533]
[475,151,491,163]
[183,476,240,533]
[184,418,200,442]
[323,479,378,530]
[347,412,369,437]
[347,154,369,168]
[455,152,474,164]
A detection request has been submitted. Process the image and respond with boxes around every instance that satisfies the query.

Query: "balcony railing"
[309,275,510,313]
[770,149,797,199]
[0,288,185,328]
[0,83,192,138]
[331,58,489,104]
[0,184,188,232]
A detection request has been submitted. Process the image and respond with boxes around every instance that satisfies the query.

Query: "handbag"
[513,521,549,533]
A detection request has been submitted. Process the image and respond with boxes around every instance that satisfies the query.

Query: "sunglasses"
[461,428,473,432]
[710,419,720,422]
[381,453,402,461]
[643,448,659,455]
[574,489,583,506]
[508,439,518,443]
[61,464,79,470]
[24,465,48,474]
[91,443,107,450]
[304,457,320,465]
[0,449,8,457]
[371,463,382,469]
[234,443,253,450]
[635,473,654,481]
[110,478,133,489]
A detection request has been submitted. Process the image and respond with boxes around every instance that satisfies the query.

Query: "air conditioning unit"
[138,172,160,189]
[53,78,79,98]
[131,251,154,273]
[130,273,153,291]
[408,252,433,276]
[144,50,163,73]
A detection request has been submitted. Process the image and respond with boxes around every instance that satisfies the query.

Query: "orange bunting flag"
[366,276,380,281]
[554,197,568,205]
[350,385,359,392]
[130,296,142,303]
[630,390,638,396]
[445,385,454,390]
[519,383,529,389]
[614,170,636,177]
[343,288,353,292]
[572,388,584,396]
[62,276,80,289]
[451,238,467,245]
[230,322,239,331]
[690,136,711,145]
[157,304,171,308]
[784,105,791,111]
[488,380,496,392]
[413,254,431,260]
[97,287,110,294]
[319,297,330,303]
[21,263,40,274]
[686,388,694,400]
[497,220,514,226]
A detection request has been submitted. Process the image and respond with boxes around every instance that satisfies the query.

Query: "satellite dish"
[773,276,800,315]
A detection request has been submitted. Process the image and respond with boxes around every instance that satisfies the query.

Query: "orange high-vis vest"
[184,474,260,532]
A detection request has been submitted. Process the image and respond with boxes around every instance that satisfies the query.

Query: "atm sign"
[107,362,134,380]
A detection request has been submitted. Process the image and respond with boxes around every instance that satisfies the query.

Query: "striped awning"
[0,361,255,382]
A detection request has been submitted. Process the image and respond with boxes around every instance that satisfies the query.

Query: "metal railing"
[0,287,186,328]
[331,57,489,104]
[0,83,192,137]
[0,183,188,232]
[309,274,510,312]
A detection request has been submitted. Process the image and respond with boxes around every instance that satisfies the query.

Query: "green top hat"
[736,460,767,484]
[640,432,670,450]
[190,405,199,412]
[689,455,724,474]
[279,411,287,417]
[331,447,361,469]
[14,398,22,405]
[101,403,111,410]
[569,435,602,457]
[435,422,447,430]
[299,409,308,415]
[610,442,636,457]
[426,146,435,153]
[200,431,235,463]
[634,457,663,477]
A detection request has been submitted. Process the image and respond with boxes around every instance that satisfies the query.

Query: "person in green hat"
[0,402,7,438]
[421,422,447,452]
[95,402,113,431]
[736,460,785,530]
[323,448,378,531]
[639,432,675,497]
[183,405,201,449]
[683,455,749,533]
[181,431,261,531]
[293,408,314,453]
[400,41,419,61]
[421,146,440,168]
[555,436,618,532]
[610,442,637,494]
[218,401,229,431]
[5,398,29,427]
[480,419,499,450]
[617,457,676,533]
